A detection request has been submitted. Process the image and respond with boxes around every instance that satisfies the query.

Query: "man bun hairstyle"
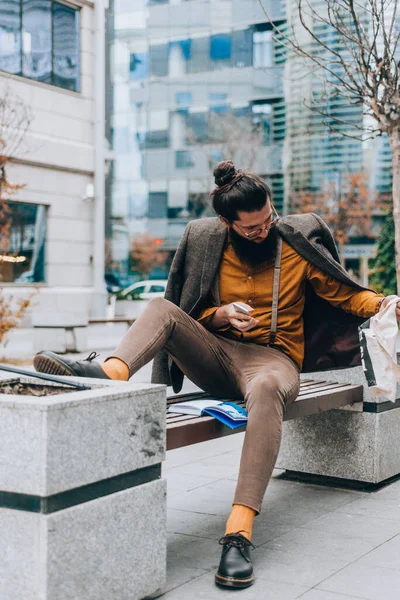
[213,160,237,187]
[211,160,272,222]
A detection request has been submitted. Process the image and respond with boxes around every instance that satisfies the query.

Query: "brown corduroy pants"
[107,297,300,514]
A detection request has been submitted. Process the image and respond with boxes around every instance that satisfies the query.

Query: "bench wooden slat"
[166,379,363,451]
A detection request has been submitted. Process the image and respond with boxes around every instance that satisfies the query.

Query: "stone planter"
[0,374,167,600]
[277,365,400,486]
[115,299,148,319]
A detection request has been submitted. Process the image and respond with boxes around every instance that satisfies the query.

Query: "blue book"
[168,399,247,429]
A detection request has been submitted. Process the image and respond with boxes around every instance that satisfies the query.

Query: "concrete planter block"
[0,376,167,600]
[277,367,400,484]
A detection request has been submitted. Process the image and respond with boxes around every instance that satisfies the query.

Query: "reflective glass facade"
[285,0,392,202]
[0,201,46,283]
[109,0,287,278]
[0,0,80,92]
[110,0,393,282]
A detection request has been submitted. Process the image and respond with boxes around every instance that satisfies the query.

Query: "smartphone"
[233,302,251,315]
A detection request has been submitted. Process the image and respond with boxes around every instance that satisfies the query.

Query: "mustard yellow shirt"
[197,240,383,370]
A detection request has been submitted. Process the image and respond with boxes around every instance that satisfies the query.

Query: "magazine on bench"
[167,399,248,429]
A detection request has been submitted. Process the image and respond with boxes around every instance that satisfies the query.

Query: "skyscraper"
[110,0,287,278]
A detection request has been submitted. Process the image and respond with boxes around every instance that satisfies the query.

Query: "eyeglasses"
[233,205,280,239]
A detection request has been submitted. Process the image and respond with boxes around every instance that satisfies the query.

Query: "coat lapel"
[200,222,227,298]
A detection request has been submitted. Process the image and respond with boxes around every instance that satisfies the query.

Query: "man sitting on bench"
[34,160,399,590]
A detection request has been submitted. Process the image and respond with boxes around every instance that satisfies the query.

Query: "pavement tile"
[164,565,209,595]
[334,495,400,521]
[317,563,400,599]
[173,454,241,479]
[167,508,225,540]
[297,511,400,545]
[261,528,381,563]
[167,479,237,516]
[299,590,365,599]
[164,470,222,497]
[161,570,309,599]
[164,434,244,471]
[253,547,348,588]
[356,533,400,570]
[167,532,222,571]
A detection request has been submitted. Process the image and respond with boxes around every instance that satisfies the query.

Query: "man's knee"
[245,372,289,412]
[146,297,180,316]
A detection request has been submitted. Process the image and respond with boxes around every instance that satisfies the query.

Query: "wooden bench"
[166,379,363,451]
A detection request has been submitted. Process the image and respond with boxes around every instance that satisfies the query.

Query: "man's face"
[232,202,276,244]
[221,201,279,267]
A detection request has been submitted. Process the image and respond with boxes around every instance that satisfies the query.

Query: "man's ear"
[219,216,230,228]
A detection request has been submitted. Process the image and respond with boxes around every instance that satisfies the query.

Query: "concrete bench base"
[277,367,400,485]
[0,376,167,600]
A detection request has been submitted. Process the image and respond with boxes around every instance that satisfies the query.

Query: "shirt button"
[248,299,252,304]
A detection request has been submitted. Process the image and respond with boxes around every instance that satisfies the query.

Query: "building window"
[188,37,210,73]
[169,39,191,76]
[253,30,273,68]
[176,91,192,107]
[148,192,168,218]
[0,201,46,283]
[0,0,80,91]
[149,43,169,77]
[129,52,149,80]
[175,150,193,169]
[185,112,208,144]
[210,33,231,69]
[252,102,272,144]
[232,28,253,68]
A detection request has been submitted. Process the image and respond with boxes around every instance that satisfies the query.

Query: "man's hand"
[212,302,259,332]
[379,295,400,322]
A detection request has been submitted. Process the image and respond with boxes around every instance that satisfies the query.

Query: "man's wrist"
[214,305,230,326]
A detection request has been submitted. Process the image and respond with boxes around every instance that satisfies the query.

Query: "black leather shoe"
[215,531,255,589]
[33,351,111,379]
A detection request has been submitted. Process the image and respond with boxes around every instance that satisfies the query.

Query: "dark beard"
[229,225,278,267]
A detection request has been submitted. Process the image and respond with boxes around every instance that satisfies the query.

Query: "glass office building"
[284,0,392,199]
[109,0,287,278]
[109,0,392,282]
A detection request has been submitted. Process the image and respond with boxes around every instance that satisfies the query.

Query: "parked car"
[117,279,167,301]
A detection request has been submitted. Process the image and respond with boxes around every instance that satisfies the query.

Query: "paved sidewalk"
[4,325,400,599]
[163,437,400,600]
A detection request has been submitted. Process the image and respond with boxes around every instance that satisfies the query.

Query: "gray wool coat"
[151,213,375,393]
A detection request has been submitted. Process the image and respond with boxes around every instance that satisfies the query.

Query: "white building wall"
[1,0,98,318]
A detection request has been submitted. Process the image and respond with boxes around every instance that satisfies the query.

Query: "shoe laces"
[218,531,254,561]
[84,352,100,362]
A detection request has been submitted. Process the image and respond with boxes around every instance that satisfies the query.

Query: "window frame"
[0,0,81,93]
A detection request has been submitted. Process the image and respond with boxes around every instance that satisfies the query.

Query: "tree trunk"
[388,129,400,295]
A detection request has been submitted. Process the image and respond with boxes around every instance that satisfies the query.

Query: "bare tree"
[0,81,32,255]
[185,111,266,218]
[259,0,400,291]
[292,171,388,264]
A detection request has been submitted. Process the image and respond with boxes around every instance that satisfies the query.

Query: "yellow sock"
[225,504,256,541]
[101,358,130,381]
